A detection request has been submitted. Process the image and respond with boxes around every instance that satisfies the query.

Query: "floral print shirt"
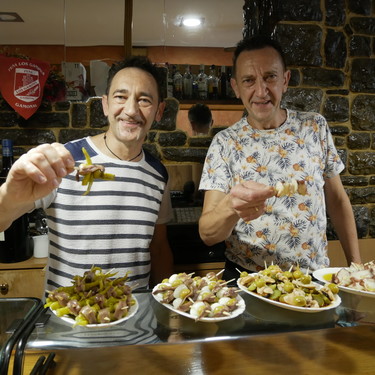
[199,109,344,272]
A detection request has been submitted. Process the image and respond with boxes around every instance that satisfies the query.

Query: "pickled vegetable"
[44,266,134,326]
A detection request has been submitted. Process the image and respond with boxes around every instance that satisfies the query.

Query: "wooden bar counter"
[17,325,375,374]
[3,287,372,375]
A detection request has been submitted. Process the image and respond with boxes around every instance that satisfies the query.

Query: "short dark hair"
[188,103,212,127]
[105,56,164,102]
[232,35,287,76]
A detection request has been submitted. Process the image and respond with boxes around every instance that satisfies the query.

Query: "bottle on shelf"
[197,64,208,100]
[183,65,193,100]
[0,139,33,263]
[173,65,183,100]
[166,62,174,98]
[226,67,236,99]
[219,65,228,99]
[207,65,219,100]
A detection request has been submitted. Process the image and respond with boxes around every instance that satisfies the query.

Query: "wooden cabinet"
[0,257,47,298]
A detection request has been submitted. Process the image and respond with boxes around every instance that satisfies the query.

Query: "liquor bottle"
[226,67,236,99]
[173,65,183,100]
[166,62,174,98]
[0,139,32,263]
[207,65,219,100]
[197,64,208,100]
[183,65,193,100]
[219,65,228,99]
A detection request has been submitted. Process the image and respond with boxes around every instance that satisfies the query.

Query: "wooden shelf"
[0,256,47,270]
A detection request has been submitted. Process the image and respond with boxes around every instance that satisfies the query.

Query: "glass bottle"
[173,65,183,100]
[183,65,193,100]
[207,65,219,100]
[0,139,32,263]
[219,65,228,99]
[226,67,236,99]
[166,62,174,98]
[197,64,208,100]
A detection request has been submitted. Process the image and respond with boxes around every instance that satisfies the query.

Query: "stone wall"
[1,0,375,239]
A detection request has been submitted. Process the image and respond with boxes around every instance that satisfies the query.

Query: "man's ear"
[155,101,166,122]
[231,77,240,99]
[283,70,291,93]
[102,95,109,116]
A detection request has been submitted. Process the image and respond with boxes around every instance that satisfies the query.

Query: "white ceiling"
[0,0,244,48]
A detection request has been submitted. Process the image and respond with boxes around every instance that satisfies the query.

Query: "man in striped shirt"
[0,56,174,293]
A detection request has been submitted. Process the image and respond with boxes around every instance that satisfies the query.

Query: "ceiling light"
[0,12,24,22]
[179,17,205,28]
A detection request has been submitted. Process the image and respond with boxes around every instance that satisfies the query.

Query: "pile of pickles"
[44,266,136,326]
[238,264,339,308]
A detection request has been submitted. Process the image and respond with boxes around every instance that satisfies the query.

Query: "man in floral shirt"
[199,35,361,281]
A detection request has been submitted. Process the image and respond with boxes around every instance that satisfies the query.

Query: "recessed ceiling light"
[179,17,205,28]
[0,12,24,22]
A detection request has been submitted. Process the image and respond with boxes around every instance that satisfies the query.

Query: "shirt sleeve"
[319,114,345,179]
[199,132,233,194]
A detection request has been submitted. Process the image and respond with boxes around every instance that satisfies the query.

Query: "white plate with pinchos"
[313,263,375,299]
[152,271,245,322]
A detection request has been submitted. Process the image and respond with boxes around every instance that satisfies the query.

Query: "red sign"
[0,56,50,119]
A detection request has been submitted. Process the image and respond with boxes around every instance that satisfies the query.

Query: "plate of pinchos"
[237,264,341,313]
[45,266,138,327]
[152,271,245,322]
[313,262,375,299]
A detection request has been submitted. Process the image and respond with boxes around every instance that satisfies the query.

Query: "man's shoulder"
[64,137,91,161]
[143,149,168,182]
[288,109,325,122]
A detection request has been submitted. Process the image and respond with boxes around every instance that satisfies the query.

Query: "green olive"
[293,296,306,307]
[283,271,293,280]
[300,274,312,284]
[283,282,294,293]
[255,278,266,288]
[240,271,248,278]
[293,269,303,279]
[327,283,339,294]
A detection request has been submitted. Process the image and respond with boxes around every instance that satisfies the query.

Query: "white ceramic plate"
[152,285,246,322]
[312,267,343,284]
[237,277,341,313]
[51,296,139,327]
[313,267,375,299]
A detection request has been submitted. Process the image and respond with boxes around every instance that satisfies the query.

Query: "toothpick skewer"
[220,278,236,285]
[216,269,224,277]
[235,268,242,274]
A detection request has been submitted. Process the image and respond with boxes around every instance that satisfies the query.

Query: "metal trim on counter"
[0,297,44,375]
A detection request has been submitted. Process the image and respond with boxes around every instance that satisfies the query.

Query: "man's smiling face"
[231,47,290,130]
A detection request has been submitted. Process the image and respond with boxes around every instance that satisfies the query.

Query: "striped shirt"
[35,137,172,293]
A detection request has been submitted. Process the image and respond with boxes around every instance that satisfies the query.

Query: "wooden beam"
[124,0,133,57]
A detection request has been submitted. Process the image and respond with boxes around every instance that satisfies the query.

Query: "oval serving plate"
[313,267,375,299]
[152,285,246,322]
[51,295,139,328]
[237,277,341,313]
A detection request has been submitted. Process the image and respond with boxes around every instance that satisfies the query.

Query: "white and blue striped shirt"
[35,137,172,293]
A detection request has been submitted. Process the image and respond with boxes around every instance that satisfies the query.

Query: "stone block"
[351,95,375,130]
[282,88,323,112]
[276,24,323,66]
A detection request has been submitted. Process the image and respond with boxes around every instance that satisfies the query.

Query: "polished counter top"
[19,325,375,375]
[3,285,375,374]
